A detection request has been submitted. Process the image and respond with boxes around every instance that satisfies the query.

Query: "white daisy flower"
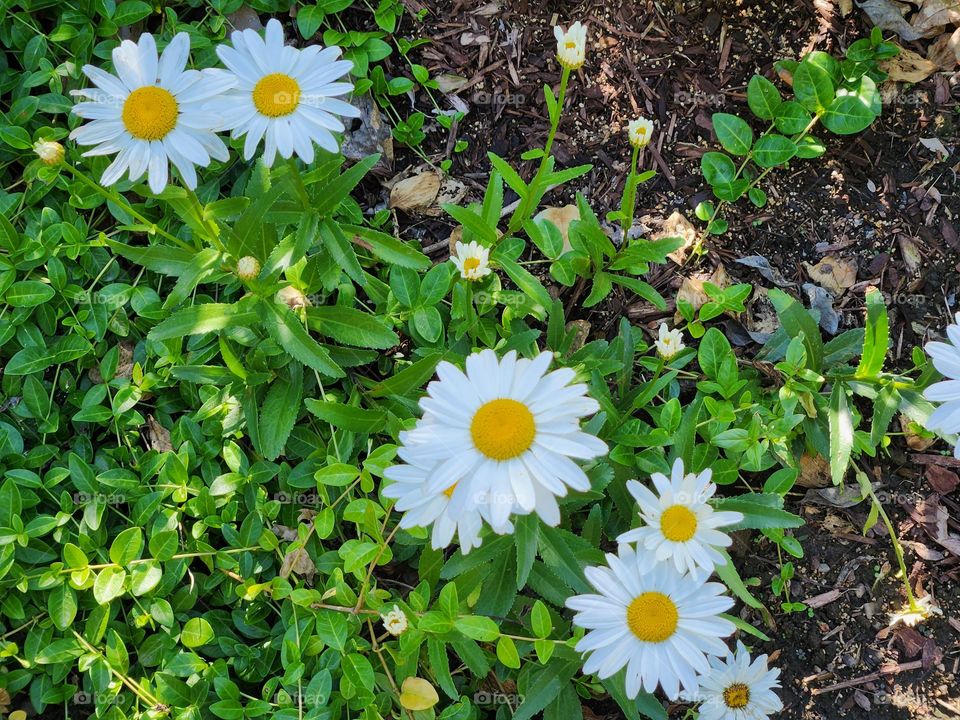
[450,240,492,282]
[70,33,233,193]
[627,117,654,150]
[554,22,587,71]
[654,323,685,359]
[923,313,960,457]
[214,19,361,167]
[566,544,735,700]
[388,349,607,534]
[617,458,743,579]
[382,449,491,554]
[888,594,942,628]
[689,641,783,720]
[380,604,409,636]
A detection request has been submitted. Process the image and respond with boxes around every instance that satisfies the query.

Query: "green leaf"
[746,75,782,119]
[314,154,379,216]
[822,78,879,135]
[149,302,259,341]
[443,203,498,245]
[768,288,823,371]
[828,382,854,485]
[260,301,344,378]
[258,363,303,461]
[5,280,55,307]
[752,134,797,167]
[515,514,539,589]
[109,527,144,566]
[454,615,500,641]
[715,550,764,609]
[712,113,753,156]
[496,636,520,669]
[857,288,888,378]
[700,151,737,186]
[715,493,804,530]
[342,224,431,270]
[306,306,398,349]
[793,55,836,112]
[305,399,386,433]
[93,566,126,604]
[773,100,812,135]
[531,600,552,638]
[181,617,215,648]
[48,583,78,630]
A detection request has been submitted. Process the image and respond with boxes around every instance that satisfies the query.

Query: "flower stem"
[62,163,191,250]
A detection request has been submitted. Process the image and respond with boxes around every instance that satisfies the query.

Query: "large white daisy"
[382,449,492,554]
[214,19,361,167]
[617,458,743,579]
[388,349,607,534]
[566,544,735,700]
[70,33,233,193]
[923,312,960,457]
[688,641,783,720]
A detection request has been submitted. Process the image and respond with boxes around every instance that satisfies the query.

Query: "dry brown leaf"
[798,453,832,488]
[803,256,857,296]
[653,210,697,264]
[926,465,959,494]
[860,0,930,40]
[429,176,467,217]
[536,205,580,254]
[447,226,463,255]
[435,73,469,93]
[342,94,394,165]
[881,45,939,81]
[279,546,316,581]
[146,415,173,453]
[674,265,729,324]
[840,0,853,14]
[912,0,960,36]
[390,172,441,212]
[928,26,960,68]
[898,236,923,276]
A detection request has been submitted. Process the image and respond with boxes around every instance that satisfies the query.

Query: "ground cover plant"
[0,1,959,719]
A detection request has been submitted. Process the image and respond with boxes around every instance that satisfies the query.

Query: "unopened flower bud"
[276,286,311,310]
[34,140,64,166]
[236,256,260,281]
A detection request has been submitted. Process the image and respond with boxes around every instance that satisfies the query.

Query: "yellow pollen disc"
[122,86,179,141]
[723,683,750,709]
[626,592,678,643]
[463,257,480,272]
[565,41,577,48]
[470,399,536,461]
[660,504,698,542]
[443,483,457,498]
[253,73,301,117]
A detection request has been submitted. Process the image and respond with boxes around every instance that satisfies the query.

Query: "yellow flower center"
[122,87,179,141]
[443,483,457,498]
[463,257,480,273]
[723,683,751,709]
[565,40,577,49]
[470,399,536,460]
[626,592,678,643]
[660,504,698,542]
[253,73,301,117]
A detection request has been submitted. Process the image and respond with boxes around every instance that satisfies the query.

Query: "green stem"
[63,164,191,250]
[622,145,640,238]
[859,475,918,611]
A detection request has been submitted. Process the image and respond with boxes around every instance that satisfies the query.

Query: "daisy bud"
[276,286,311,310]
[554,22,587,71]
[33,140,64,166]
[654,324,685,359]
[450,240,492,282]
[236,256,261,281]
[380,604,408,636]
[627,117,654,150]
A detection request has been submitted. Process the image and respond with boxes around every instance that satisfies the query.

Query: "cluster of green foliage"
[0,10,947,720]
[696,28,898,236]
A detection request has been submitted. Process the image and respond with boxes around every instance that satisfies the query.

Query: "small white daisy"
[554,22,587,71]
[654,323,685,359]
[214,19,361,167]
[923,313,960,457]
[617,458,743,578]
[888,594,942,628]
[380,604,409,636]
[566,544,735,700]
[70,32,233,193]
[627,117,655,150]
[689,641,783,720]
[451,240,492,282]
[387,349,607,534]
[382,449,490,553]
